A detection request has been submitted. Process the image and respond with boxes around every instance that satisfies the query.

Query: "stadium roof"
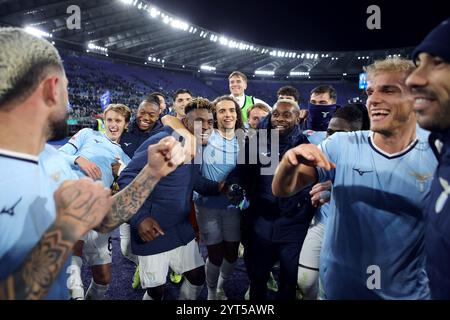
[1,0,447,79]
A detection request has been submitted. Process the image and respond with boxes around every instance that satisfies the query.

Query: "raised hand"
[283,144,336,171]
[75,156,102,180]
[54,178,113,239]
[146,136,186,179]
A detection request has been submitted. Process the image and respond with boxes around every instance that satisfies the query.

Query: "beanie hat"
[412,18,450,63]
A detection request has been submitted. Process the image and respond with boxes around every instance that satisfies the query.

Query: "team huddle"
[0,18,450,300]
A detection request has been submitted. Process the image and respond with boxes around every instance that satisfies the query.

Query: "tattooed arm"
[96,136,185,233]
[0,179,113,300]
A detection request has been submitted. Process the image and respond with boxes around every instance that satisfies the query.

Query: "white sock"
[142,291,153,300]
[217,259,236,291]
[85,280,109,300]
[205,258,220,289]
[68,256,84,300]
[178,278,204,300]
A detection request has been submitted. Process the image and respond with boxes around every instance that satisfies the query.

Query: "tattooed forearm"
[97,166,159,233]
[0,223,77,300]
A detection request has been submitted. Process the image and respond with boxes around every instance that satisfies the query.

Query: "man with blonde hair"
[0,27,186,300]
[272,57,437,299]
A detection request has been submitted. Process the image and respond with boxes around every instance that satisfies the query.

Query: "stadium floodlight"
[306,53,310,59]
[219,36,229,46]
[24,26,52,38]
[343,73,347,76]
[255,70,274,76]
[171,19,189,31]
[163,16,170,24]
[290,71,309,76]
[200,65,216,72]
[87,42,107,52]
[120,0,133,5]
[301,53,305,59]
[149,7,159,18]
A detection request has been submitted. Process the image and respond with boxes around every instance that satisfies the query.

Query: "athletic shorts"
[195,206,241,245]
[81,230,112,266]
[299,220,325,270]
[138,239,205,288]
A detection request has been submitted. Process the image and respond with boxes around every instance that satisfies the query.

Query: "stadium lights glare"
[200,65,216,72]
[290,71,309,76]
[147,56,165,65]
[149,7,160,18]
[171,19,189,31]
[119,0,133,5]
[24,26,52,38]
[87,42,108,52]
[219,36,229,46]
[255,70,275,76]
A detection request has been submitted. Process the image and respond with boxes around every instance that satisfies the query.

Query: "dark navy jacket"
[425,131,450,299]
[226,115,315,243]
[120,119,164,158]
[117,126,220,255]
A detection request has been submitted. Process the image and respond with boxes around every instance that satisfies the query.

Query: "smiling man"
[225,98,315,300]
[406,18,450,299]
[272,58,438,299]
[228,71,269,123]
[118,98,217,301]
[120,96,164,159]
[59,103,132,300]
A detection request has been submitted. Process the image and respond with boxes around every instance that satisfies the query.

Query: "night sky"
[150,0,448,51]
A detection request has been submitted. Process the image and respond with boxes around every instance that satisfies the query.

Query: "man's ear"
[42,75,59,107]
[294,110,300,124]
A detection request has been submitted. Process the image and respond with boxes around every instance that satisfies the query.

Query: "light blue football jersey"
[317,130,437,299]
[59,128,130,187]
[194,130,239,209]
[0,145,78,299]
[304,130,327,146]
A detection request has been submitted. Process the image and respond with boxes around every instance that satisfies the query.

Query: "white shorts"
[81,230,112,266]
[138,239,205,288]
[298,220,325,270]
[195,205,241,245]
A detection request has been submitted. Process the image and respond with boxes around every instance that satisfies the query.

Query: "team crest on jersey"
[303,130,315,136]
[0,197,22,216]
[409,172,433,193]
[435,177,450,214]
[321,112,330,118]
[94,139,102,144]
